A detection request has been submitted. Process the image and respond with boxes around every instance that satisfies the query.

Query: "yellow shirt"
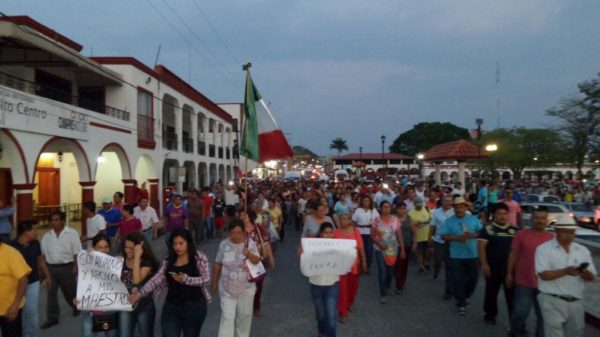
[0,243,32,315]
[409,208,432,243]
[269,207,283,230]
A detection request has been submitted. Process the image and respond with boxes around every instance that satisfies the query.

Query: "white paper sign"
[300,238,357,277]
[75,250,132,311]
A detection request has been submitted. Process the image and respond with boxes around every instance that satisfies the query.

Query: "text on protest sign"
[300,238,357,277]
[76,250,132,311]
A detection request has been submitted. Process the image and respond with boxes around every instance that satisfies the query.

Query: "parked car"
[284,171,302,182]
[521,202,577,228]
[562,202,597,230]
[522,194,561,204]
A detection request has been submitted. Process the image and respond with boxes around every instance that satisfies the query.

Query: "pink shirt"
[511,229,553,288]
[119,217,142,239]
[500,199,521,227]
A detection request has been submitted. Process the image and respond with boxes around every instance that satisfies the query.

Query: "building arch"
[0,129,29,184]
[95,142,132,179]
[34,136,91,183]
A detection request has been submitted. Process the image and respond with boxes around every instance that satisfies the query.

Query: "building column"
[122,179,137,204]
[176,108,183,151]
[434,162,442,186]
[13,183,36,224]
[458,161,466,187]
[79,181,96,237]
[148,178,160,215]
[191,113,198,154]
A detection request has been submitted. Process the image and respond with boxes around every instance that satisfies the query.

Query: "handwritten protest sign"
[76,250,132,311]
[300,238,357,277]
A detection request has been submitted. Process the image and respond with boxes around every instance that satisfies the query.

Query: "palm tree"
[330,137,349,156]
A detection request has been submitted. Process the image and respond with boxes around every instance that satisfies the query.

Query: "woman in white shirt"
[352,196,379,274]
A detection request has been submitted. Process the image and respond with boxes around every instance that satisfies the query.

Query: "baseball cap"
[101,197,112,204]
[414,197,424,206]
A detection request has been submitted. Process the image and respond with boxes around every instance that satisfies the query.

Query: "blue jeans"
[361,234,374,271]
[119,301,156,337]
[161,300,207,337]
[82,312,118,337]
[310,282,339,337]
[22,281,39,337]
[510,286,544,337]
[449,258,479,308]
[375,250,394,297]
[205,217,215,239]
[143,229,153,243]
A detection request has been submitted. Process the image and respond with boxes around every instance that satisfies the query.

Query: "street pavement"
[38,226,600,337]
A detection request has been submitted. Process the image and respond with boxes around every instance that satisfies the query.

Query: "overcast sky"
[4,1,599,155]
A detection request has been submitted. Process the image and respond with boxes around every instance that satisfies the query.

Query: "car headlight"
[579,216,591,222]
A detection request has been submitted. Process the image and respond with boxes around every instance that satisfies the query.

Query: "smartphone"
[578,262,589,271]
[168,272,178,275]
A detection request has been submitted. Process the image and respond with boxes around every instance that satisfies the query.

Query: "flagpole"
[242,62,252,213]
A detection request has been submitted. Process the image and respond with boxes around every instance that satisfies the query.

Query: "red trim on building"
[98,143,132,179]
[332,153,413,160]
[34,137,91,183]
[13,183,36,223]
[0,16,83,52]
[79,181,97,188]
[91,57,157,78]
[136,86,156,150]
[90,121,132,134]
[13,183,37,191]
[1,129,30,183]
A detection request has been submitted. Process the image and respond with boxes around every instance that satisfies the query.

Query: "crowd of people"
[0,176,598,337]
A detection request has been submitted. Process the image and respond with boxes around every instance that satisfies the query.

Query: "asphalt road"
[38,226,600,337]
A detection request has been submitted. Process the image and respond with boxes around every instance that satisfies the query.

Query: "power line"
[190,0,241,65]
[145,0,241,91]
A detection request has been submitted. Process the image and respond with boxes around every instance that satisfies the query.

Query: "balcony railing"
[209,144,216,158]
[137,115,154,143]
[162,130,178,150]
[226,147,231,159]
[183,138,194,153]
[0,71,130,122]
[198,141,206,156]
[218,147,224,159]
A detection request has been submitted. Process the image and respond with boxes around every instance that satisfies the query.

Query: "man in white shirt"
[352,197,379,274]
[40,211,82,329]
[80,201,106,246]
[133,197,160,242]
[535,223,597,337]
[431,196,455,299]
[451,182,466,198]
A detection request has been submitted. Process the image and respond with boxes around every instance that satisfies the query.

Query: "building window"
[137,89,154,147]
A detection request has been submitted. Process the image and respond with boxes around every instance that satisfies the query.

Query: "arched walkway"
[198,162,208,188]
[94,143,132,203]
[183,161,196,191]
[209,163,217,186]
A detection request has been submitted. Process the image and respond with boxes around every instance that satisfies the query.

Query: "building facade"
[0,16,238,229]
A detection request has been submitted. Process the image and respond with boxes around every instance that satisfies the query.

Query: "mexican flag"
[241,65,293,163]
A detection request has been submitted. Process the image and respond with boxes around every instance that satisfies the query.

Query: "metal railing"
[0,71,130,121]
[137,115,154,143]
[198,141,206,156]
[218,146,224,159]
[183,138,194,153]
[162,130,178,150]
[209,144,216,158]
[34,203,82,227]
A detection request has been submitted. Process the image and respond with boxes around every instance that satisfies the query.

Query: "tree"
[329,137,348,156]
[292,145,318,158]
[480,128,568,181]
[389,122,470,155]
[547,73,600,178]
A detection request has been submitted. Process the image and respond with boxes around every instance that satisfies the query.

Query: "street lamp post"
[359,146,363,160]
[380,135,386,174]
[416,153,425,180]
[485,143,498,181]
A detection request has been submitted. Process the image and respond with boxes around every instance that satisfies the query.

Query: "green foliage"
[547,73,600,175]
[480,128,568,180]
[389,122,470,155]
[329,137,349,155]
[292,145,318,158]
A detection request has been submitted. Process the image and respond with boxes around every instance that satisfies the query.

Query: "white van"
[284,171,302,182]
[334,170,349,182]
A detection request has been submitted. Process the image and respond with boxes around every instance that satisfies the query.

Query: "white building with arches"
[0,16,238,233]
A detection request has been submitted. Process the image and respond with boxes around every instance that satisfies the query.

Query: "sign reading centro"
[0,84,89,140]
[300,238,357,277]
[75,250,132,312]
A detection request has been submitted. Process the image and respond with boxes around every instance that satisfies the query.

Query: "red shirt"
[201,195,214,217]
[333,227,364,275]
[119,217,142,239]
[511,229,553,288]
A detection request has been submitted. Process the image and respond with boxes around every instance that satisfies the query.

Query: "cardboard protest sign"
[300,238,357,277]
[75,250,132,311]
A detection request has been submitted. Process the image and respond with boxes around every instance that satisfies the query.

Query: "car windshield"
[571,204,592,212]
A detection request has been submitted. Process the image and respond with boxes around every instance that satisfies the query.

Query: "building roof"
[0,16,83,52]
[423,140,488,161]
[332,152,413,160]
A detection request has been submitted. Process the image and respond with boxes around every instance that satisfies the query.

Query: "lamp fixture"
[57,151,64,163]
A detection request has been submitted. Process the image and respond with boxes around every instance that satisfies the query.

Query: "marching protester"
[305,222,339,337]
[97,198,121,250]
[133,197,160,242]
[130,229,212,337]
[372,201,404,303]
[0,199,16,243]
[394,202,415,293]
[430,196,454,299]
[80,202,106,247]
[163,194,189,246]
[303,201,334,238]
[120,232,160,337]
[0,229,31,337]
[408,197,432,274]
[478,203,519,325]
[117,204,143,244]
[351,196,378,274]
[77,234,118,337]
[506,207,554,337]
[439,197,483,316]
[186,190,205,244]
[40,211,82,329]
[11,221,50,337]
[212,219,261,337]
[333,213,366,323]
[535,222,597,337]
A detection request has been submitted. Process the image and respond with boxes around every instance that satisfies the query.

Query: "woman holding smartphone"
[129,229,211,337]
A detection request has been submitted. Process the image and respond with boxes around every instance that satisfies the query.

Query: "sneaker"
[457,307,466,316]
